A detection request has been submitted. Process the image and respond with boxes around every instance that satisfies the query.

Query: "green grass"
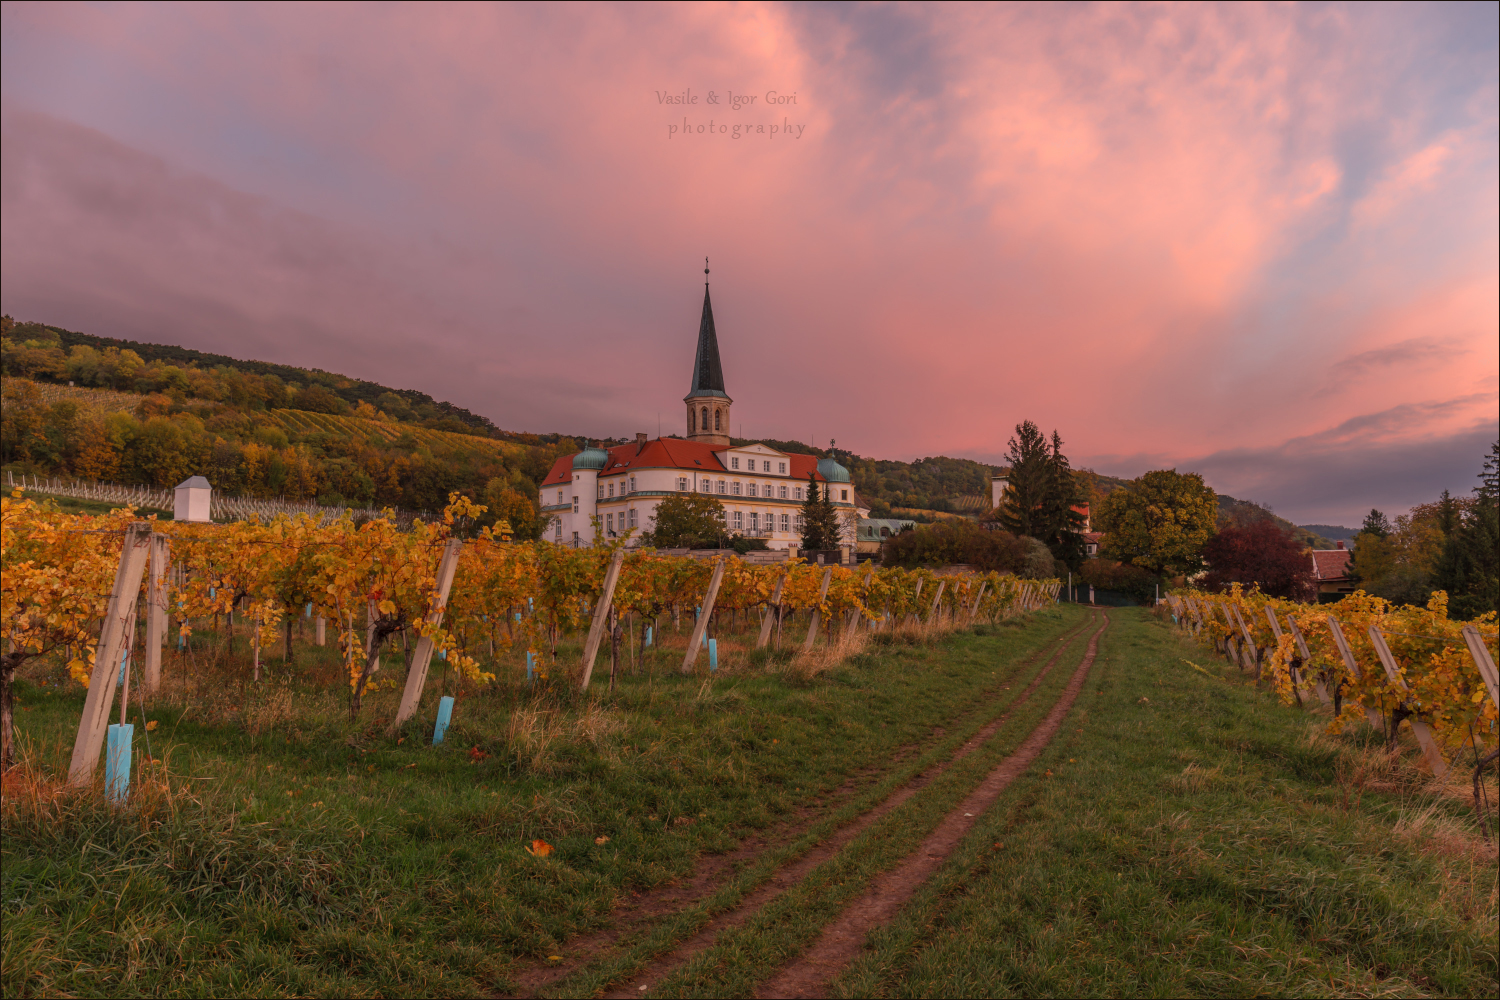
[830,610,1498,998]
[1,607,1083,997]
[5,608,1493,998]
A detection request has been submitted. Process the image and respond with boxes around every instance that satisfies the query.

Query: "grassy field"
[2,607,1494,998]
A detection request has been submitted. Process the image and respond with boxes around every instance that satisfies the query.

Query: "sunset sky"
[2,2,1495,526]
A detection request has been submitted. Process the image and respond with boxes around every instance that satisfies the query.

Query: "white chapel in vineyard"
[540,275,860,552]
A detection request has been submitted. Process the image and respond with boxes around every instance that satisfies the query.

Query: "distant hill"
[1300,523,1357,542]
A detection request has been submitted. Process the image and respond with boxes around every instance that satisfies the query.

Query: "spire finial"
[704,256,710,282]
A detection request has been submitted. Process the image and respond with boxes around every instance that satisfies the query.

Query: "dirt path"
[595,611,1099,1000]
[753,612,1110,999]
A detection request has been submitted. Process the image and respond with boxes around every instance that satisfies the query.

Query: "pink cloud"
[1,2,1495,524]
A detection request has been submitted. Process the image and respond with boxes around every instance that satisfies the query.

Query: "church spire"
[683,261,732,445]
[688,282,728,398]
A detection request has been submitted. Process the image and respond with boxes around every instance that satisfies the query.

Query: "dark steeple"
[687,278,728,399]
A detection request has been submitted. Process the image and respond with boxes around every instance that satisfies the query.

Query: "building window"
[557,489,563,503]
[700,481,710,493]
[731,457,740,470]
[794,487,803,500]
[714,408,721,431]
[572,496,579,513]
[678,477,688,491]
[629,508,638,528]
[841,489,848,501]
[749,512,759,531]
[598,484,605,500]
[779,485,788,499]
[701,406,709,430]
[606,513,614,532]
[690,408,696,432]
[743,482,754,497]
[780,513,789,531]
[795,514,804,530]
[608,482,615,498]
[732,481,742,496]
[732,510,743,529]
[555,520,562,539]
[717,479,727,494]
[629,475,636,492]
[779,462,787,474]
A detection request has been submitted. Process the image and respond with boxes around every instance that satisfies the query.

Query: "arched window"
[701,406,709,431]
[690,408,696,432]
[714,408,721,431]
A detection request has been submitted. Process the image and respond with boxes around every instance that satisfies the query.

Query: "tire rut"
[753,612,1111,999]
[597,611,1098,1000]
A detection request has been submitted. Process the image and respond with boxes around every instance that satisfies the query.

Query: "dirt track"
[753,611,1110,998]
[593,611,1102,1000]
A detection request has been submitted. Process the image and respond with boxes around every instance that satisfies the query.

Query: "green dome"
[572,446,608,471]
[817,457,850,483]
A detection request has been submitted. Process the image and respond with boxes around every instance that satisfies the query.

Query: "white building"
[540,279,856,556]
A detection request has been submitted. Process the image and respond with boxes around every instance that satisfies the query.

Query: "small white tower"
[173,476,212,522]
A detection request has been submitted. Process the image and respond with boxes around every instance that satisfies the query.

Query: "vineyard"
[1164,587,1499,788]
[0,487,1059,780]
[266,408,530,465]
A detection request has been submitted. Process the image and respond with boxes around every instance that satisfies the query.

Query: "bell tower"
[684,261,731,445]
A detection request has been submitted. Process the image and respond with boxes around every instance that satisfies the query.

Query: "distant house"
[857,517,916,557]
[1311,542,1356,602]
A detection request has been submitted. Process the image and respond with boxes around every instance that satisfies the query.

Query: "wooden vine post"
[927,580,947,621]
[579,548,626,689]
[392,538,464,726]
[756,572,787,649]
[143,533,170,693]
[1461,625,1500,709]
[968,581,988,622]
[1323,617,1387,729]
[68,522,152,787]
[801,567,834,652]
[1231,605,1261,679]
[1366,626,1448,778]
[682,556,726,673]
[1270,607,1331,707]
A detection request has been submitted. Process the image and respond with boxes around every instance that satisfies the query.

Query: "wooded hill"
[1,317,1335,546]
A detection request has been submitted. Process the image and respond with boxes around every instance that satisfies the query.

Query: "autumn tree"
[1096,469,1218,577]
[641,492,727,549]
[1201,520,1315,600]
[1434,440,1500,619]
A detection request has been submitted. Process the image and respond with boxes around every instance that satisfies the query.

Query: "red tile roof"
[541,439,829,488]
[1310,549,1352,581]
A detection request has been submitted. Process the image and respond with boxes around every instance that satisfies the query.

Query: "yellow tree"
[0,491,135,767]
[1097,470,1218,578]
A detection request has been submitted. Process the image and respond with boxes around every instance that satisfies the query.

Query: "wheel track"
[596,610,1100,1000]
[510,611,1091,998]
[753,612,1111,998]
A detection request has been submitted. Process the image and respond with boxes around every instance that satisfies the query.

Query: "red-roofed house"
[539,278,857,555]
[1310,542,1356,601]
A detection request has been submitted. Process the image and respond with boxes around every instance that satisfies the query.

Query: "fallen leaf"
[469,746,489,762]
[397,737,405,745]
[594,835,610,845]
[145,720,158,731]
[527,839,554,857]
